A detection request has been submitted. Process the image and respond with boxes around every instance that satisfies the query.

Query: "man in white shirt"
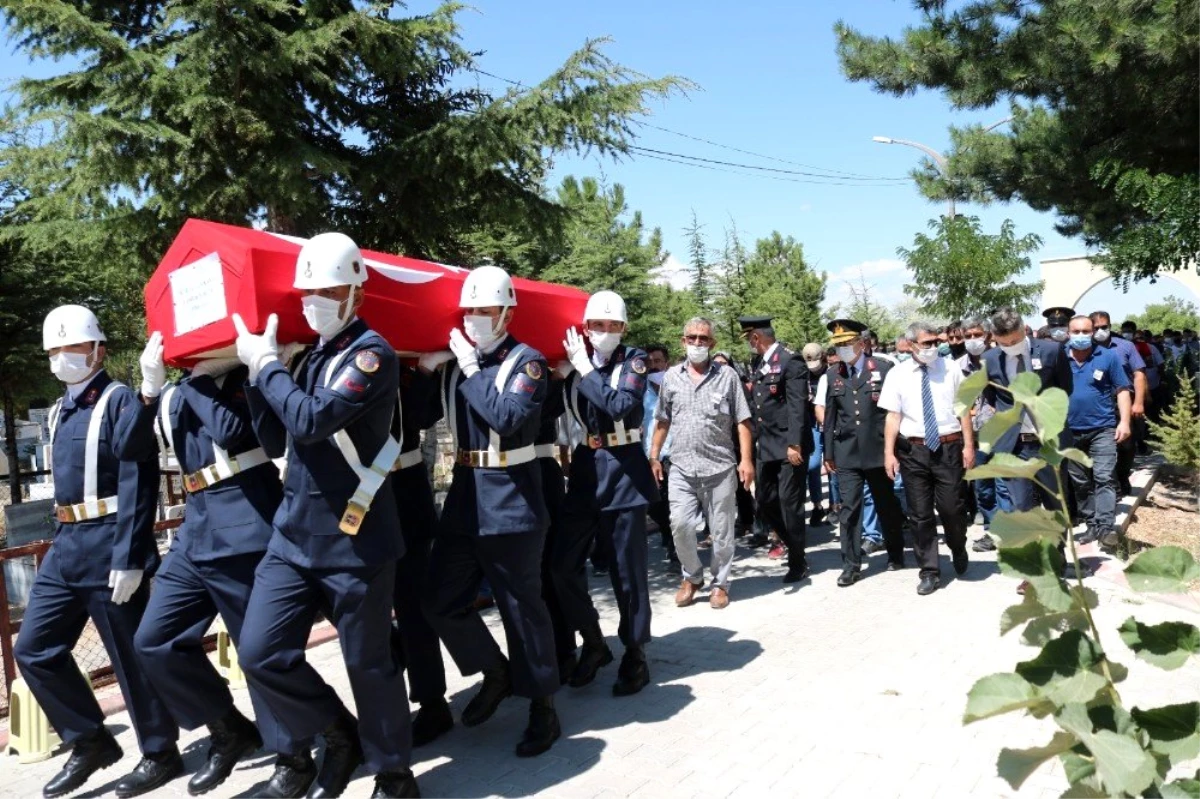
[879,322,976,595]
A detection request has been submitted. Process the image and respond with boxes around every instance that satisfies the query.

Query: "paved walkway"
[5,520,1199,798]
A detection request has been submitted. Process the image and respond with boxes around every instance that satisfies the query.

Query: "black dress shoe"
[411,699,454,748]
[917,574,941,595]
[1099,529,1120,549]
[557,652,578,685]
[971,535,997,552]
[809,507,826,527]
[744,533,769,548]
[515,697,561,758]
[311,708,363,798]
[461,660,513,727]
[371,770,421,798]
[188,707,262,795]
[952,548,969,576]
[885,559,906,571]
[612,647,650,697]
[861,538,884,555]
[836,567,861,587]
[43,727,123,799]
[261,753,318,799]
[569,642,614,688]
[114,748,185,798]
[781,565,810,584]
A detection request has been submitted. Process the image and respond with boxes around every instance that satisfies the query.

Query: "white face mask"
[49,351,94,384]
[835,345,857,364]
[301,294,349,340]
[914,347,939,364]
[964,338,988,356]
[463,314,502,349]
[686,344,710,364]
[1000,341,1026,357]
[588,330,621,355]
[805,359,823,371]
[1093,328,1111,344]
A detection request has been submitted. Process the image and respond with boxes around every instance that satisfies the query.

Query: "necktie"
[921,364,940,452]
[1015,353,1026,374]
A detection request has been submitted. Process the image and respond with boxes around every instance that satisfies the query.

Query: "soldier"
[740,316,813,584]
[115,337,288,795]
[821,319,906,586]
[16,305,181,799]
[552,291,659,696]
[233,232,419,798]
[420,266,562,757]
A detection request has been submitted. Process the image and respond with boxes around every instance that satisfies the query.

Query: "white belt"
[586,428,642,449]
[183,448,271,493]
[534,443,557,459]
[56,496,119,523]
[455,444,536,469]
[393,449,423,471]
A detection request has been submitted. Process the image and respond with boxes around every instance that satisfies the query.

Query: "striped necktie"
[921,364,940,452]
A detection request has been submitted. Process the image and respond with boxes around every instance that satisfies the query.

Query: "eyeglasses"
[682,334,711,344]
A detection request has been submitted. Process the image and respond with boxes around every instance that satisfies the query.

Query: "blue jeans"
[1066,428,1119,534]
[1001,439,1062,513]
[807,425,824,506]
[862,482,881,542]
[972,449,1009,528]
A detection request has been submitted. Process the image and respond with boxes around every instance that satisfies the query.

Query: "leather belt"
[183,448,272,493]
[906,432,964,447]
[455,445,536,469]
[56,496,119,523]
[534,443,557,459]
[1019,433,1040,443]
[586,429,643,449]
[393,449,423,471]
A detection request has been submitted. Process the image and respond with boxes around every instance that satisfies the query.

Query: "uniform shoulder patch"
[631,357,646,374]
[355,350,381,374]
[330,367,371,399]
[524,361,544,380]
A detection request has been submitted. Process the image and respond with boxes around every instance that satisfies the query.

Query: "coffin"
[144,219,588,366]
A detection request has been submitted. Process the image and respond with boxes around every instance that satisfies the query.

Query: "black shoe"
[371,770,421,798]
[1076,529,1099,545]
[569,642,614,688]
[188,707,263,795]
[861,538,884,555]
[43,728,123,799]
[411,699,453,748]
[809,507,826,527]
[114,748,185,798]
[971,535,996,552]
[612,647,650,697]
[917,575,940,595]
[836,567,861,587]
[952,549,969,576]
[1099,529,1120,549]
[311,708,363,799]
[886,559,906,571]
[261,753,317,799]
[557,651,578,686]
[782,565,810,584]
[744,533,769,549]
[461,661,513,727]
[515,698,561,758]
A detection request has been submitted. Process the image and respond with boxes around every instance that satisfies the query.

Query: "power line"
[630,145,909,182]
[634,150,907,188]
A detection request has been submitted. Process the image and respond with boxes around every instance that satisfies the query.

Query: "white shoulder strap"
[84,382,123,504]
[47,398,64,477]
[155,385,177,470]
[566,358,626,436]
[609,357,629,440]
[487,344,528,455]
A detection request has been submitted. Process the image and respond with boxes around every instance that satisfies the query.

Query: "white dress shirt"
[877,356,964,439]
[1003,340,1037,435]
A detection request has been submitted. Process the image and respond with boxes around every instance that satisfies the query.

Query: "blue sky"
[3,0,1195,318]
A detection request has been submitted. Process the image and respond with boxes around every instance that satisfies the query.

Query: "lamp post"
[872,136,955,218]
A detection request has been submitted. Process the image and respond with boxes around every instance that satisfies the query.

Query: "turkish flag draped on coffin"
[145,219,588,367]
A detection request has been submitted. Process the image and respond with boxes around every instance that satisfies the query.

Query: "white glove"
[564,327,593,377]
[109,569,144,605]
[190,357,242,380]
[554,360,575,379]
[139,332,166,398]
[448,329,480,378]
[419,350,455,373]
[231,313,280,381]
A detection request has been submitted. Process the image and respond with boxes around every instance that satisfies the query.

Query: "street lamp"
[872,136,955,218]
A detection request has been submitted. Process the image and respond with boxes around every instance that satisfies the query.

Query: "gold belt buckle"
[184,472,204,493]
[607,433,622,447]
[339,500,367,535]
[94,499,108,517]
[588,435,602,450]
[56,506,76,523]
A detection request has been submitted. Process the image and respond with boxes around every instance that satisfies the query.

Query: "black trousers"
[648,459,673,553]
[755,458,808,570]
[898,440,968,577]
[835,465,905,568]
[539,457,578,663]
[1115,433,1135,494]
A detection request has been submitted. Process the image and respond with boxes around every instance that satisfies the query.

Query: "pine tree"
[1147,387,1200,475]
[684,212,711,310]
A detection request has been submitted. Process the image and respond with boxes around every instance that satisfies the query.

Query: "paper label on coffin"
[169,252,227,335]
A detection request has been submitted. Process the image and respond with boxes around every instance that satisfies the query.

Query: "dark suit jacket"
[749,343,812,461]
[822,355,893,470]
[981,338,1073,453]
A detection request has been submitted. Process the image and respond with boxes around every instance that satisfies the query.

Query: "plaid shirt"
[654,361,751,478]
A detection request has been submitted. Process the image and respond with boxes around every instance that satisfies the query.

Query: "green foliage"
[1146,389,1200,472]
[825,272,903,344]
[836,0,1200,284]
[716,232,826,350]
[1124,296,1200,336]
[957,372,1200,796]
[897,215,1043,320]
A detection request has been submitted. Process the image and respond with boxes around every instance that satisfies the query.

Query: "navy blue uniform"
[15,371,178,755]
[537,380,577,667]
[113,366,289,753]
[239,319,411,773]
[422,335,560,699]
[389,363,447,706]
[553,346,658,648]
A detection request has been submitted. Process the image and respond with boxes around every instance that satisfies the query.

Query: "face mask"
[1000,341,1026,357]
[587,330,621,355]
[936,342,951,357]
[302,295,349,340]
[686,345,710,364]
[915,347,939,364]
[835,345,857,364]
[964,338,987,357]
[805,359,823,372]
[49,351,94,384]
[1068,334,1094,351]
[463,314,501,349]
[896,352,912,363]
[950,342,966,358]
[1093,328,1111,344]
[1050,327,1069,343]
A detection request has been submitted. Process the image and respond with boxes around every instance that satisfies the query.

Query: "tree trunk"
[3,387,21,504]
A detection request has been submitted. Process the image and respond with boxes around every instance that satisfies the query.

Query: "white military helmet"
[459,265,517,308]
[294,232,367,290]
[43,304,106,350]
[583,290,627,324]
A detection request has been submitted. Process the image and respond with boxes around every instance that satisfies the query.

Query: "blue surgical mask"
[937,343,951,357]
[1068,334,1094,351]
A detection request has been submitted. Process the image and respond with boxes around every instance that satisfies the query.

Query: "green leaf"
[1001,593,1051,635]
[968,452,1049,480]
[1090,729,1157,796]
[1131,703,1200,762]
[1118,618,1200,670]
[955,368,988,416]
[1160,777,1200,798]
[997,731,1078,789]
[1060,751,1097,787]
[1029,387,1069,443]
[1060,781,1109,798]
[1021,609,1091,646]
[998,542,1073,612]
[1045,669,1108,706]
[1089,703,1138,737]
[991,507,1070,549]
[1059,447,1095,468]
[1009,372,1044,406]
[964,672,1041,723]
[1017,631,1100,686]
[977,407,1022,454]
[1125,547,1200,594]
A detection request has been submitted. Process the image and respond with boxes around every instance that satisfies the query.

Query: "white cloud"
[651,253,692,291]
[823,258,913,313]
